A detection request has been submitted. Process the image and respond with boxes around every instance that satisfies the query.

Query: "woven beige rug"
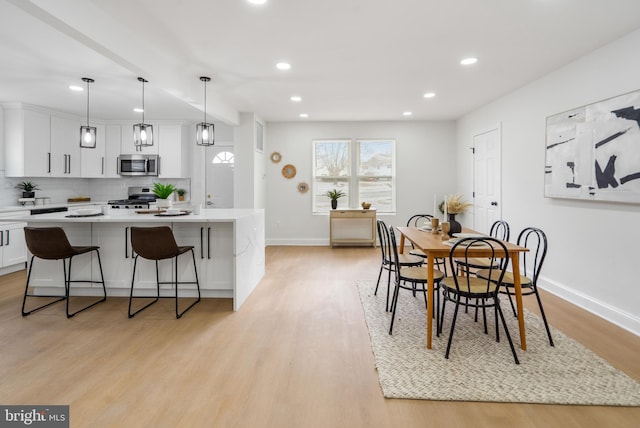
[357,280,640,405]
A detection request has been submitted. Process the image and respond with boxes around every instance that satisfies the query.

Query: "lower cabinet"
[0,222,27,269]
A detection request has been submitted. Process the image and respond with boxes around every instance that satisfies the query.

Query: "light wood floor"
[1,246,639,427]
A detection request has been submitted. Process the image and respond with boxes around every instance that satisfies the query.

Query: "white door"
[473,127,502,234]
[206,146,234,208]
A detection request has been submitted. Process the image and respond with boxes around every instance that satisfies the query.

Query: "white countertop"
[0,208,264,223]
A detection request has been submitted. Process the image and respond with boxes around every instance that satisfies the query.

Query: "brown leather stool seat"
[22,227,107,318]
[128,226,201,319]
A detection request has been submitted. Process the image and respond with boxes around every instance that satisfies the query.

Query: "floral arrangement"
[439,194,472,214]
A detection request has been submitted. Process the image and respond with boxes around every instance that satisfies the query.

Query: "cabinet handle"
[0,231,3,247]
[5,230,8,246]
[207,227,211,259]
[68,154,71,174]
[200,227,204,259]
[47,152,51,173]
[101,157,105,175]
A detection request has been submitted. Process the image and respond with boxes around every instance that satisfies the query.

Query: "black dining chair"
[388,225,444,335]
[374,219,424,312]
[439,237,519,364]
[476,227,553,346]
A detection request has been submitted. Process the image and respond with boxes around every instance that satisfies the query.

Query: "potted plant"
[15,181,40,198]
[152,183,176,209]
[176,188,187,202]
[326,189,346,209]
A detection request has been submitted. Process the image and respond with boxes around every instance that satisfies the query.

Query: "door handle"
[490,201,498,206]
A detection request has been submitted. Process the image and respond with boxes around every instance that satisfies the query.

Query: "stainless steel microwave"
[117,154,160,176]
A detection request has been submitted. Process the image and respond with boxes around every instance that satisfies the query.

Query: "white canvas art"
[545,89,640,203]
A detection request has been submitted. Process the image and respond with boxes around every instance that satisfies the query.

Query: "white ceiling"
[2,0,640,125]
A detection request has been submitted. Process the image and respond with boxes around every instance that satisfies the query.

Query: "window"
[212,151,234,164]
[313,139,395,213]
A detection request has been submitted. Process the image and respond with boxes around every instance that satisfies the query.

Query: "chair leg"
[533,287,554,346]
[128,255,160,318]
[175,250,201,319]
[22,255,66,316]
[444,300,461,359]
[374,263,384,296]
[385,266,392,312]
[66,252,108,318]
[496,299,520,364]
[388,282,401,335]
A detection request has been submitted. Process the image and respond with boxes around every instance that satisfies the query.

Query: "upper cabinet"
[4,105,50,177]
[50,115,81,177]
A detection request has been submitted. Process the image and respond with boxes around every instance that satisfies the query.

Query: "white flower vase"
[155,198,172,209]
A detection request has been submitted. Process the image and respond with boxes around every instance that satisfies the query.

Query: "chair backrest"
[490,220,510,241]
[406,214,434,228]
[517,227,547,284]
[131,226,180,260]
[376,219,391,265]
[24,227,75,260]
[447,237,509,295]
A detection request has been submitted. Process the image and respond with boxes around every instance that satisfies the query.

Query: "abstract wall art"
[545,89,640,203]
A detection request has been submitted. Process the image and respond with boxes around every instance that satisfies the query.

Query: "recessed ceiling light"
[403,111,413,116]
[133,108,144,113]
[290,96,302,102]
[423,92,436,99]
[276,62,291,70]
[248,0,267,4]
[460,57,478,66]
[299,113,308,118]
[69,85,83,92]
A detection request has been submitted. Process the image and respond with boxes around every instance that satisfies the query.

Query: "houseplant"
[176,188,187,202]
[326,189,346,209]
[15,181,40,198]
[152,183,176,209]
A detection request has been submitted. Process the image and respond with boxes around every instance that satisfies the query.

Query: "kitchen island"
[3,208,265,311]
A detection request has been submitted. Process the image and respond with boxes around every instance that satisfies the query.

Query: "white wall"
[266,120,457,245]
[457,28,640,335]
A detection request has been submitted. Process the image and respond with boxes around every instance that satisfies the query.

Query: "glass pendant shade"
[79,77,97,148]
[80,125,97,148]
[134,77,153,151]
[196,76,215,146]
[196,122,215,146]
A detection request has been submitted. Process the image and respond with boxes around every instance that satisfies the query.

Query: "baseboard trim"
[539,276,640,336]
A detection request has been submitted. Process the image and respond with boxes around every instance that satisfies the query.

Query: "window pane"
[314,178,350,210]
[359,177,393,212]
[358,140,393,176]
[314,140,350,176]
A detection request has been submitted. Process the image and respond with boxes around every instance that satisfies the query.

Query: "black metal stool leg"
[66,252,108,318]
[175,250,201,319]
[128,255,160,318]
[22,255,66,316]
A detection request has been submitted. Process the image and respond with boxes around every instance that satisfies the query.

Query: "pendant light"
[79,77,96,148]
[133,77,153,151]
[196,76,215,146]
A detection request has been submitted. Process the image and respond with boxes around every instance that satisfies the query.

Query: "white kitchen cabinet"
[81,124,106,178]
[50,114,81,177]
[171,222,234,294]
[104,124,121,177]
[3,104,51,177]
[158,124,190,178]
[120,122,159,155]
[0,222,27,268]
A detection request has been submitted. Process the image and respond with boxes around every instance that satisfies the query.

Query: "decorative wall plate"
[270,151,282,163]
[282,164,296,179]
[297,182,309,193]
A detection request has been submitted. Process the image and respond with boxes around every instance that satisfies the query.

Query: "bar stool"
[22,227,107,318]
[128,226,201,319]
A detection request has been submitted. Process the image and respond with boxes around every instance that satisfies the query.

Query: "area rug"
[357,280,640,405]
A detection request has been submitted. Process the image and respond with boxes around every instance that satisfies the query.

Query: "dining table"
[396,226,530,350]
